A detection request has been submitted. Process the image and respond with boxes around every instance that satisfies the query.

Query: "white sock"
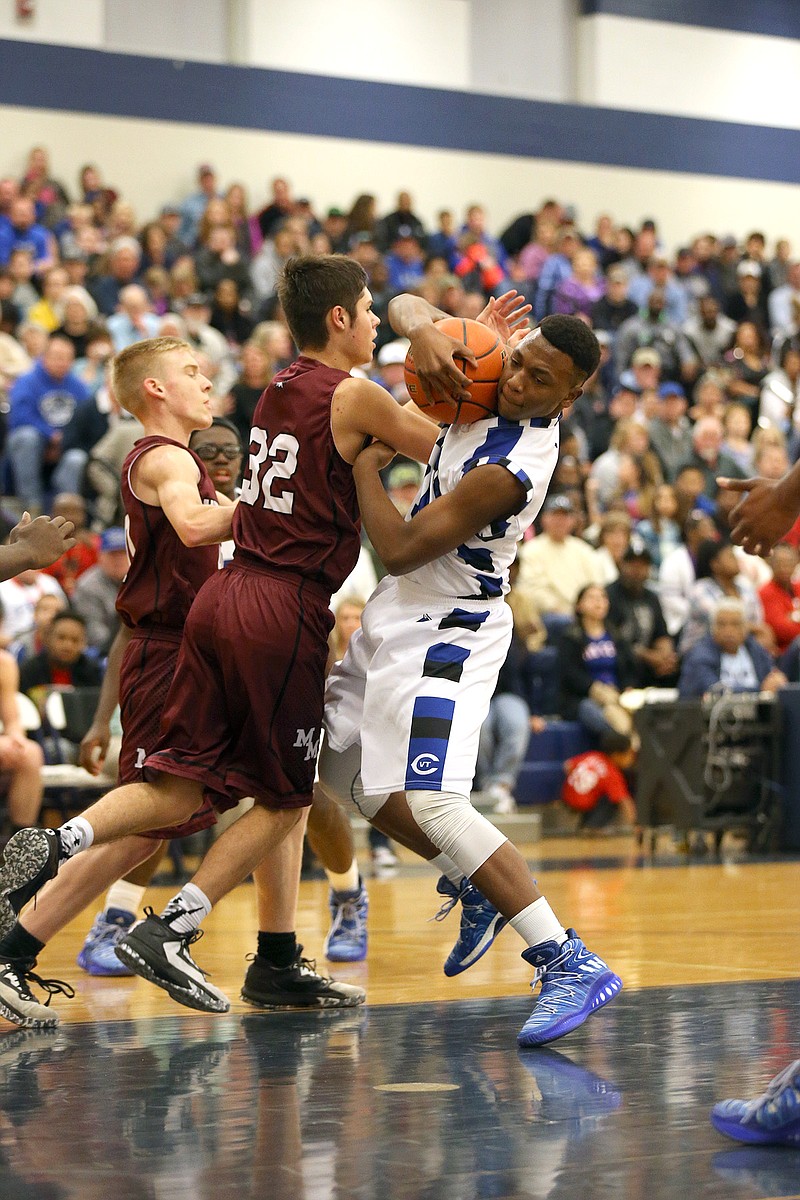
[104,880,146,918]
[430,852,464,887]
[160,883,212,934]
[509,897,567,949]
[58,817,95,861]
[326,859,360,895]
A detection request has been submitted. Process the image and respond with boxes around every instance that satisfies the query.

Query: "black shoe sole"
[115,940,230,1014]
[0,830,59,940]
[240,987,365,1011]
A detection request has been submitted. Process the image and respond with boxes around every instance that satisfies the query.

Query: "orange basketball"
[404,317,506,424]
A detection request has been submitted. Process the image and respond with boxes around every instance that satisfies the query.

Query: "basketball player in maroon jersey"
[0,257,442,1014]
[0,336,240,1025]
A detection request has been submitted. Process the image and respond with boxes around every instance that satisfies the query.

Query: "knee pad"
[317,738,389,819]
[407,790,506,878]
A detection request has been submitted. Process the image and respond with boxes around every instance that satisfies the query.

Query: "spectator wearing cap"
[106,285,160,352]
[592,264,637,335]
[648,381,693,482]
[374,339,411,402]
[181,292,237,397]
[677,414,747,499]
[678,598,784,700]
[682,294,736,369]
[71,526,130,655]
[179,163,221,248]
[724,259,769,335]
[534,225,581,320]
[88,237,143,317]
[322,207,350,255]
[628,346,662,394]
[627,254,688,324]
[606,541,678,687]
[158,204,191,262]
[8,334,90,511]
[377,191,427,253]
[657,509,718,637]
[426,210,459,271]
[516,495,605,636]
[385,227,425,295]
[386,461,423,517]
[615,288,699,384]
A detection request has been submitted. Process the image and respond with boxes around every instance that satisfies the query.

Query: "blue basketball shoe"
[323,881,368,963]
[434,876,508,976]
[517,930,622,1047]
[711,1060,800,1146]
[77,909,136,977]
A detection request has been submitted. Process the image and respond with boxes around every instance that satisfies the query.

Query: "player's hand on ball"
[408,324,475,406]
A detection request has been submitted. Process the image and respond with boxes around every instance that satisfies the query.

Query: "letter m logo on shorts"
[294,728,321,761]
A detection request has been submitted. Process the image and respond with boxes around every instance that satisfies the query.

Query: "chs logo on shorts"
[294,728,321,761]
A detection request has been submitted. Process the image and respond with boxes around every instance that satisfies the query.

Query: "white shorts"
[324,575,512,796]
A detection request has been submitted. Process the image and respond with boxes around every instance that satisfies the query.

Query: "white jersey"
[405,413,560,599]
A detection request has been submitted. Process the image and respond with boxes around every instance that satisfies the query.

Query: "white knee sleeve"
[407,790,507,878]
[317,738,390,819]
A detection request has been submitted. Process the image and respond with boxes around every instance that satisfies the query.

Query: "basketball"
[404,317,506,424]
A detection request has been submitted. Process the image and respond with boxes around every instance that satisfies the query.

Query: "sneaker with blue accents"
[77,908,136,977]
[517,930,622,1047]
[323,881,368,963]
[434,876,508,976]
[711,1060,800,1146]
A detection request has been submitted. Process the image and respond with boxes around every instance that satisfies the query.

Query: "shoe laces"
[528,943,585,1003]
[742,1060,800,1121]
[330,899,362,934]
[430,878,465,924]
[3,959,75,1008]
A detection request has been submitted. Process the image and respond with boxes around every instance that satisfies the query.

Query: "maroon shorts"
[119,629,226,840]
[145,563,334,810]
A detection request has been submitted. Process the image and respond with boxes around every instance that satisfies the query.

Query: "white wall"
[578,12,800,130]
[0,0,104,46]
[3,101,799,252]
[239,0,471,89]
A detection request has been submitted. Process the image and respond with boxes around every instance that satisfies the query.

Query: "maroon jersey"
[117,435,219,631]
[233,356,361,595]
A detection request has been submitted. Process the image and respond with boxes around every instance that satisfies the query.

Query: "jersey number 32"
[240,429,300,514]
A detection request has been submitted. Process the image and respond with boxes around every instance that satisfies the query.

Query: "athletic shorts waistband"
[229,555,332,605]
[131,624,184,645]
[393,576,505,610]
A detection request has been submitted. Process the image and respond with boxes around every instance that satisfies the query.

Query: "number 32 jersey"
[233,355,362,595]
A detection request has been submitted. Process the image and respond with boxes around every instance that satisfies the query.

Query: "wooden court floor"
[1,835,799,1199]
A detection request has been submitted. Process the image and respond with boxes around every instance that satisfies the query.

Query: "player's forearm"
[173,502,235,548]
[0,541,50,581]
[388,294,448,337]
[92,623,134,726]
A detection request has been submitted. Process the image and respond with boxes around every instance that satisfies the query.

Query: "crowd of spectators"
[3,143,800,832]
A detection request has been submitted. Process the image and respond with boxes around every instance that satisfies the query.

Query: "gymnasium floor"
[1,834,798,1199]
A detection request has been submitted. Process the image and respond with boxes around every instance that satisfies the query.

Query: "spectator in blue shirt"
[7,335,90,510]
[0,197,54,274]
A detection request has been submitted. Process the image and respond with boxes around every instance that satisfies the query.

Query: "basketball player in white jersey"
[320,297,623,1047]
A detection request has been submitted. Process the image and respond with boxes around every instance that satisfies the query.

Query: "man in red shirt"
[758,542,800,655]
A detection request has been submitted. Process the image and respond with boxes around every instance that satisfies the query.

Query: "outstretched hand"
[717,475,798,556]
[9,512,77,569]
[477,290,532,343]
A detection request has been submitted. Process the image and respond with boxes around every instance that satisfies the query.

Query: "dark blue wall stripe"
[581,0,800,40]
[2,38,800,185]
